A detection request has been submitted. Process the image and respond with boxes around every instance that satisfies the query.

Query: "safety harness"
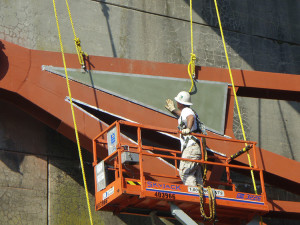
[192,108,207,135]
[178,108,206,150]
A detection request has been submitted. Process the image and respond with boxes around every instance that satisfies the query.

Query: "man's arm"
[186,115,194,129]
[182,114,194,134]
[171,109,181,117]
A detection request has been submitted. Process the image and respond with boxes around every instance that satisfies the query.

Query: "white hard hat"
[174,91,193,106]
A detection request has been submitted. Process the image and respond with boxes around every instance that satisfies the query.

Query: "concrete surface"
[0,152,47,225]
[0,100,158,225]
[0,0,299,74]
[233,97,300,162]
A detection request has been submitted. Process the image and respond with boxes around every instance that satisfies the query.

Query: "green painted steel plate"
[44,66,228,134]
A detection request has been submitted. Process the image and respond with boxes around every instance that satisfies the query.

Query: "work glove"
[165,99,175,112]
[181,128,191,135]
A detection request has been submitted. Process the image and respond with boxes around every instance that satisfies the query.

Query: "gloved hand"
[181,128,191,135]
[165,99,175,112]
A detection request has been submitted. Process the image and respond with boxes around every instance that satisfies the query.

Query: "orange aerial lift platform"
[92,120,268,224]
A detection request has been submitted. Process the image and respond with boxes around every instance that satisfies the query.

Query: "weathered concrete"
[0,0,299,74]
[0,96,77,158]
[0,100,158,225]
[101,0,300,44]
[0,152,47,225]
[49,158,119,225]
[233,97,300,162]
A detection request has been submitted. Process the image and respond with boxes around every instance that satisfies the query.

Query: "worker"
[165,91,203,186]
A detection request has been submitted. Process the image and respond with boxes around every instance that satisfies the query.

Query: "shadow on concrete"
[85,57,104,130]
[0,41,9,80]
[91,0,300,76]
[257,99,266,170]
[237,87,300,102]
[98,0,117,57]
[182,0,300,75]
[288,100,300,113]
[277,100,295,160]
[0,151,24,175]
[0,97,95,191]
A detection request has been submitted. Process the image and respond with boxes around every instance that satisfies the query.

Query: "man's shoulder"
[181,107,195,116]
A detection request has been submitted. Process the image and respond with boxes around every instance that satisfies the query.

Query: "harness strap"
[182,135,200,151]
[191,109,207,135]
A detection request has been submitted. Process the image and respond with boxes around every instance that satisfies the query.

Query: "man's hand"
[165,99,175,112]
[181,128,191,135]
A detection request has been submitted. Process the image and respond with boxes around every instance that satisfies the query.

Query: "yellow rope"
[52,1,94,224]
[213,0,257,194]
[188,0,195,93]
[197,185,216,222]
[65,0,88,69]
[201,138,208,185]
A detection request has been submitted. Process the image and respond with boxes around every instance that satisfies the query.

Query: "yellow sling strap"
[65,0,88,69]
[188,0,196,93]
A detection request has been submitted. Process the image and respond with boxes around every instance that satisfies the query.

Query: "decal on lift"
[103,186,114,200]
[188,187,225,197]
[97,199,108,209]
[107,126,117,155]
[146,181,181,191]
[146,182,264,205]
[111,133,115,144]
[236,193,262,201]
[155,191,176,199]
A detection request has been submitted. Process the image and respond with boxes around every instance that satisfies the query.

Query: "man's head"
[174,91,192,109]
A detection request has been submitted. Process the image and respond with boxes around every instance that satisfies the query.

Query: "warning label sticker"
[188,187,224,197]
[103,186,114,200]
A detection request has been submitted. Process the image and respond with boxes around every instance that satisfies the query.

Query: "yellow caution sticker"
[127,181,141,185]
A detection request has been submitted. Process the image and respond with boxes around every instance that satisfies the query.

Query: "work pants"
[179,144,203,186]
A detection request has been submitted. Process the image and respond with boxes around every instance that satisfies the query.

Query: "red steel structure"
[0,39,299,221]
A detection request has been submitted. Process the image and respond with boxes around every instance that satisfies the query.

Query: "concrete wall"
[233,98,300,162]
[0,0,299,74]
[0,100,157,225]
[230,97,300,224]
